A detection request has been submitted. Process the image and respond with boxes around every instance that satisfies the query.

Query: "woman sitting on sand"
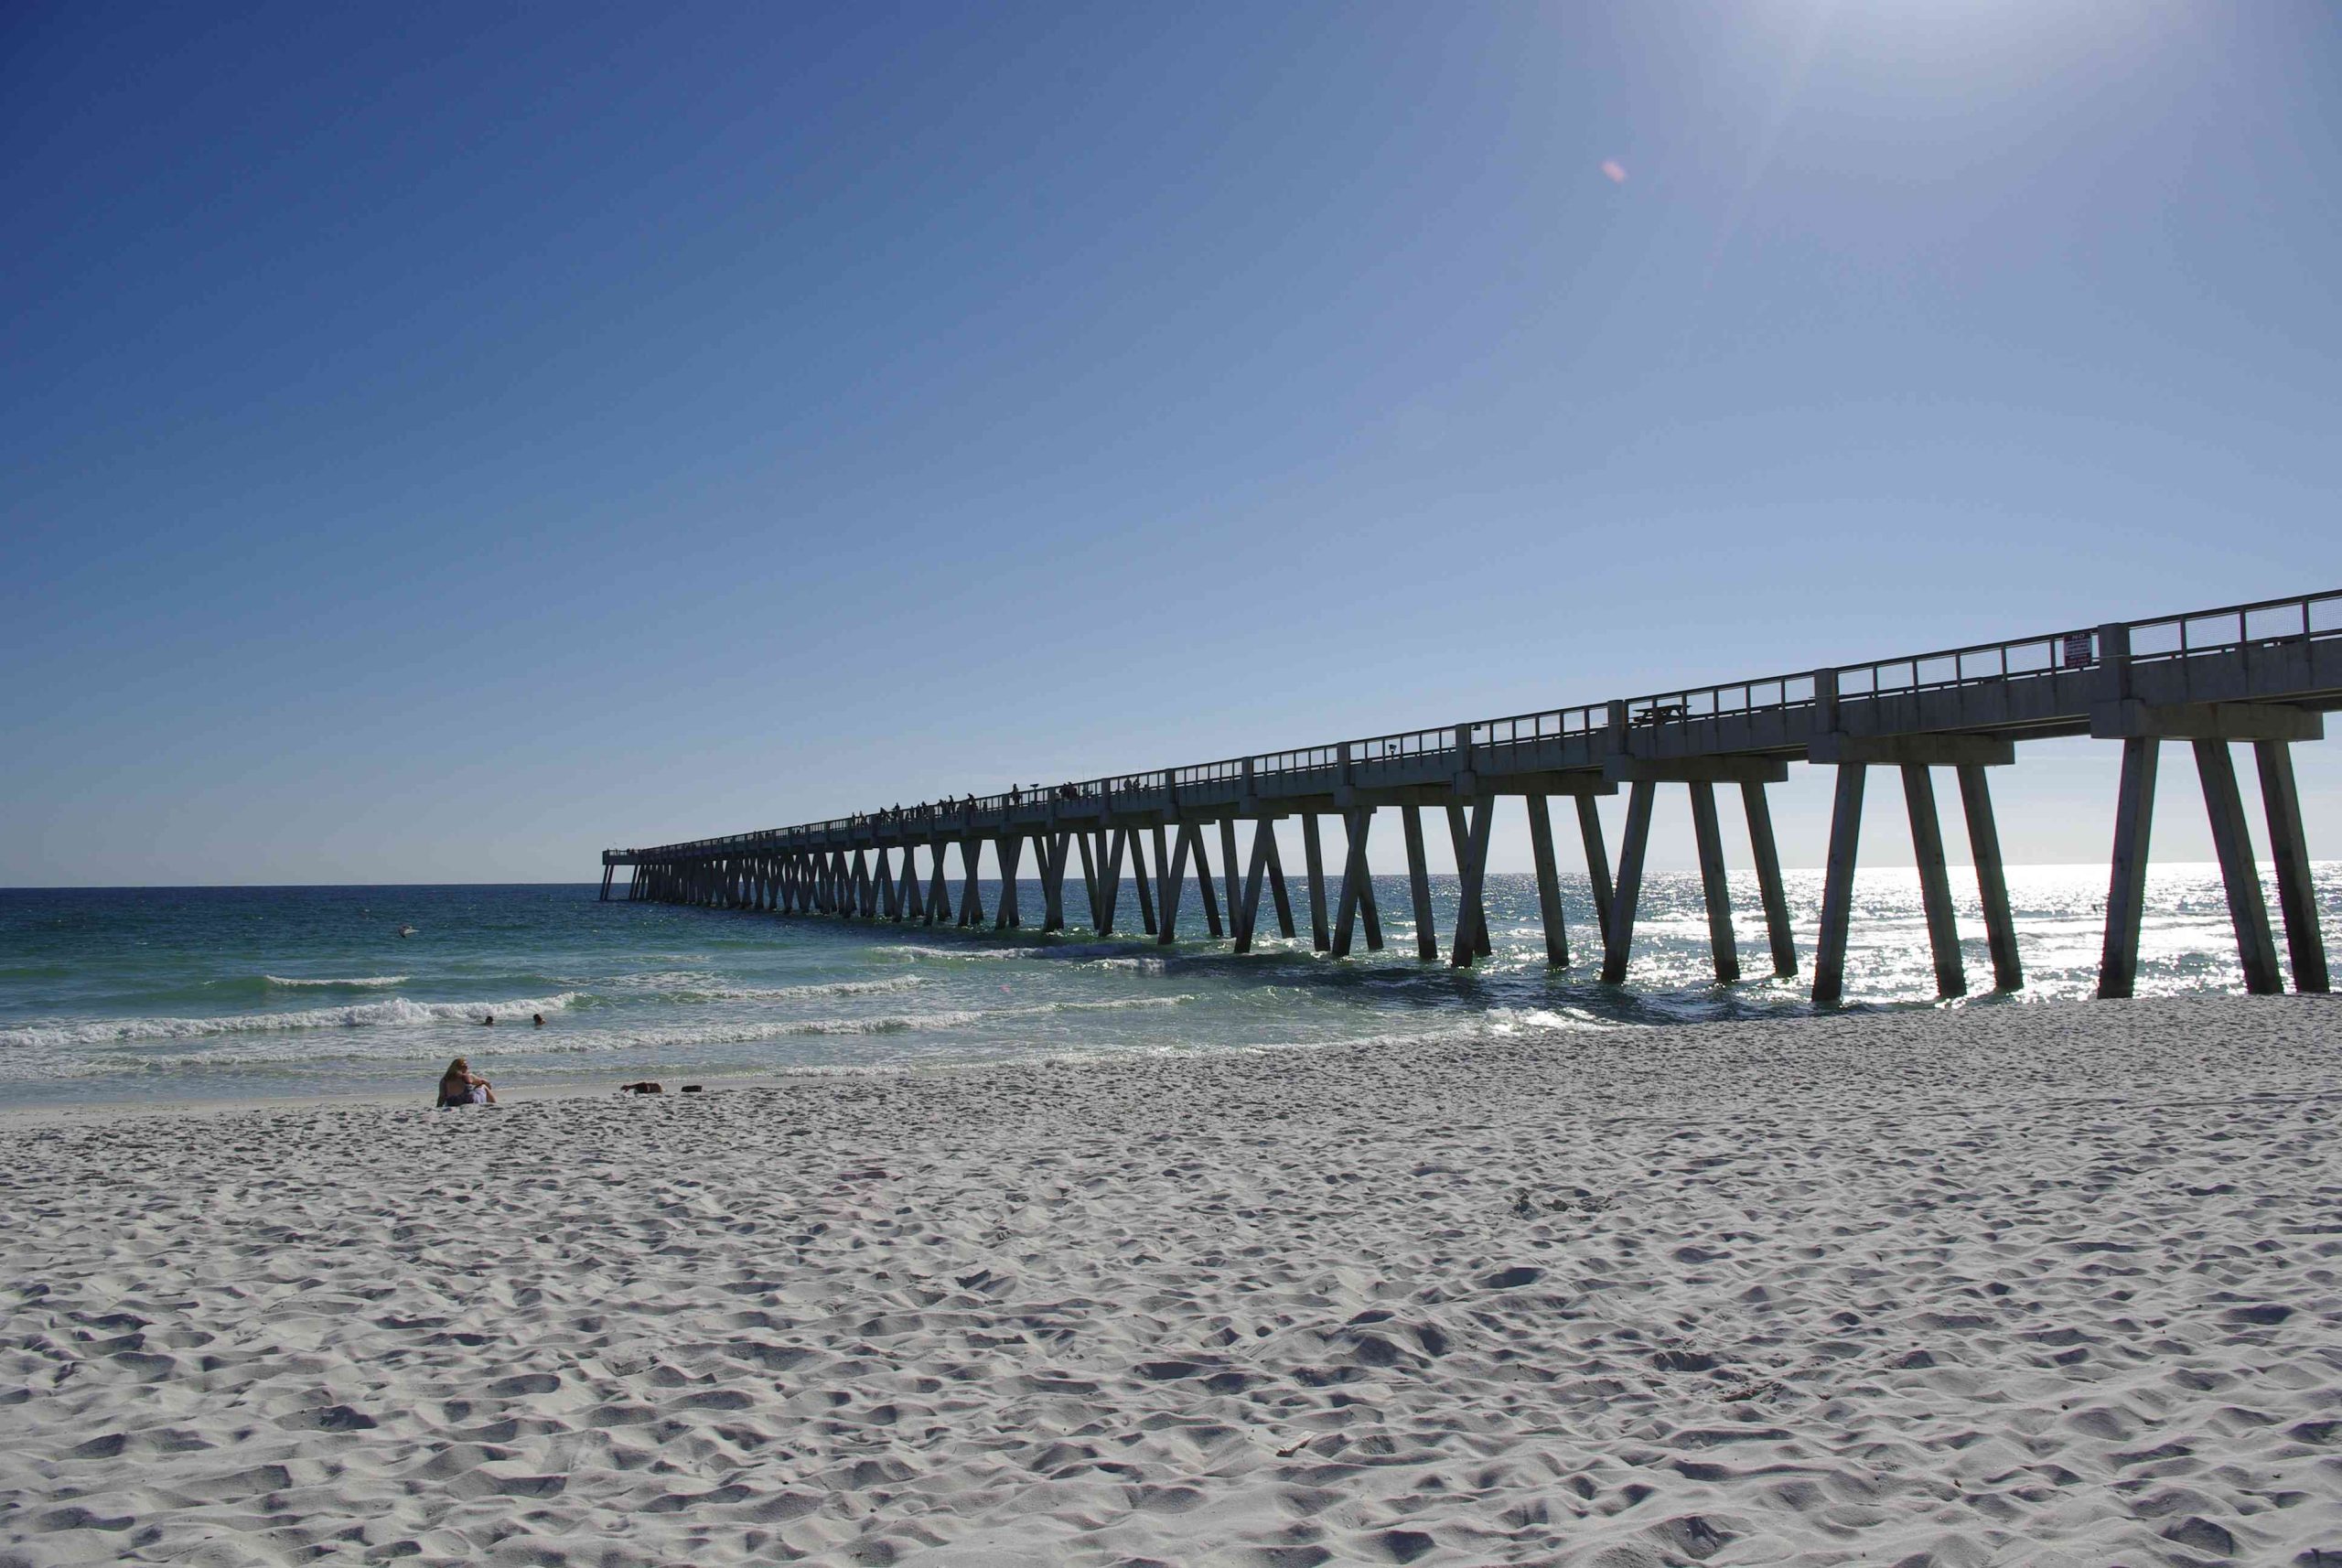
[436,1058,497,1108]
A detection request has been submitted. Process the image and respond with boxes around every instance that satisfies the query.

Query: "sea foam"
[0,993,583,1051]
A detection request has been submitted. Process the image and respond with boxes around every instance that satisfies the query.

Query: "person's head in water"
[532,1013,544,1027]
[483,1014,494,1026]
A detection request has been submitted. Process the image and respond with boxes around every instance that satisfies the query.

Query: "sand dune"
[4,995,2340,1566]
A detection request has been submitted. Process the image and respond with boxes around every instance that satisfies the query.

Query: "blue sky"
[3,2,2337,885]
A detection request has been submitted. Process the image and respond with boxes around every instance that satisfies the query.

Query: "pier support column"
[1128,828,1156,935]
[1187,825,1223,938]
[2196,740,2283,994]
[1525,795,1569,967]
[1302,814,1332,951]
[1956,766,2022,991]
[1331,808,1376,957]
[899,847,923,922]
[958,835,986,927]
[1812,764,1867,1005]
[995,834,1025,929]
[1234,823,1271,953]
[1219,820,1242,937]
[1445,805,1492,960]
[1576,795,1616,943]
[1688,781,1740,984]
[1599,781,1656,984]
[2097,738,2159,999]
[1402,807,1437,961]
[1448,800,1493,969]
[1262,828,1295,938]
[1075,833,1100,933]
[924,846,947,926]
[1740,782,1797,977]
[600,865,614,901]
[2254,740,2328,993]
[1099,831,1126,934]
[1902,766,1966,999]
[1041,832,1069,932]
[1155,825,1187,943]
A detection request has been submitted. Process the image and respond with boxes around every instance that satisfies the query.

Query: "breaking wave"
[4,994,1201,1078]
[0,993,583,1051]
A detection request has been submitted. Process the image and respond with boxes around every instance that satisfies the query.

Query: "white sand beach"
[4,995,2339,1567]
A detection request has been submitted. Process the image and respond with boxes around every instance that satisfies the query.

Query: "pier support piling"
[1445,805,1492,961]
[1902,765,1967,999]
[1076,832,1100,933]
[1576,795,1616,943]
[899,846,923,922]
[1262,828,1295,938]
[1187,825,1223,938]
[958,835,986,928]
[1332,808,1379,957]
[1600,781,1656,984]
[2097,737,2159,999]
[1812,763,1868,1005]
[1041,832,1069,932]
[1155,826,1186,943]
[1448,800,1493,969]
[1234,823,1271,953]
[1525,795,1568,967]
[1740,781,1797,977]
[1128,828,1156,935]
[2254,739,2328,992]
[1688,781,1740,984]
[1100,831,1121,931]
[1302,814,1331,951]
[2195,740,2283,994]
[1219,820,1242,938]
[1956,765,2022,991]
[1402,807,1437,961]
[994,834,1025,929]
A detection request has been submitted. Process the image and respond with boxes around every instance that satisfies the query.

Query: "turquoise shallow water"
[0,864,2331,1107]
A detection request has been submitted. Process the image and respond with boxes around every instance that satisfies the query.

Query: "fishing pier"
[604,590,2337,1002]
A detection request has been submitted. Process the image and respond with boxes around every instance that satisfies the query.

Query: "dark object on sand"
[619,1080,663,1095]
[681,1084,704,1094]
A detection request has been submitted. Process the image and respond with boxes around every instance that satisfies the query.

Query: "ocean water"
[1,865,2331,1108]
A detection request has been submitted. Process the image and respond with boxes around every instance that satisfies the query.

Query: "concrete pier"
[607,589,2337,1004]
